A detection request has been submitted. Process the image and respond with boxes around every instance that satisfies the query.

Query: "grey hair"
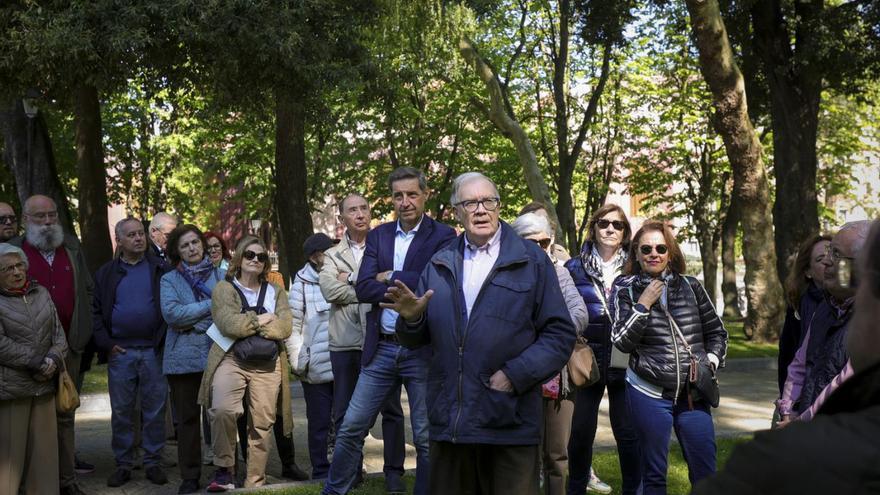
[840,220,871,254]
[149,212,178,231]
[115,216,144,240]
[450,172,499,206]
[387,167,427,192]
[511,212,552,238]
[338,194,367,215]
[0,243,28,270]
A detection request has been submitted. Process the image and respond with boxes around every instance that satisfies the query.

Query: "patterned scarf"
[178,256,216,300]
[585,244,627,293]
[1,279,31,297]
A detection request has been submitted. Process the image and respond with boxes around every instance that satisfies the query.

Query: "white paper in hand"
[207,323,235,352]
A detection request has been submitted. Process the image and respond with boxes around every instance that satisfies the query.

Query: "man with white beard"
[10,194,94,495]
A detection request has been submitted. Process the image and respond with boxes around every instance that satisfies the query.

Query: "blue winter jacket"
[564,242,619,371]
[160,265,225,375]
[397,222,576,445]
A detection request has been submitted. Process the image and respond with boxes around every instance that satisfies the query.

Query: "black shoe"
[146,465,169,485]
[60,484,87,495]
[178,478,200,494]
[74,456,96,474]
[107,468,132,487]
[281,463,310,481]
[385,472,406,494]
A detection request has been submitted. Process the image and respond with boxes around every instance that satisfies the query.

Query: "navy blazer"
[355,214,456,366]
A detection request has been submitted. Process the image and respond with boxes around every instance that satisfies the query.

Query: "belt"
[378,333,400,344]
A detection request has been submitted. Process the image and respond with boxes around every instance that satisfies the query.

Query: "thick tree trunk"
[274,86,314,282]
[458,36,559,230]
[74,85,113,273]
[0,100,75,233]
[721,193,743,318]
[751,0,821,285]
[685,0,785,342]
[698,238,719,307]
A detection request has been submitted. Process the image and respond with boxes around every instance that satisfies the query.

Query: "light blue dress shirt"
[462,228,502,316]
[380,216,424,334]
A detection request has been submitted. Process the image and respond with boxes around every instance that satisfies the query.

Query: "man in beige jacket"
[318,193,406,487]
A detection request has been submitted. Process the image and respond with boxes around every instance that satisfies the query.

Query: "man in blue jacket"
[386,172,576,495]
[92,217,171,488]
[322,167,456,495]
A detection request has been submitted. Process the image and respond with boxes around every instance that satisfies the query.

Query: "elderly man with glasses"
[9,194,93,495]
[384,172,576,495]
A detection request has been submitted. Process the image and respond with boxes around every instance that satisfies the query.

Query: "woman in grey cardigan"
[159,225,224,494]
[511,214,588,495]
[0,243,68,495]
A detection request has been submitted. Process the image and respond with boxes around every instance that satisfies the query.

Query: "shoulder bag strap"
[256,281,268,310]
[230,283,250,313]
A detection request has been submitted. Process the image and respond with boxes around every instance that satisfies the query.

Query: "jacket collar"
[296,262,320,283]
[433,222,529,274]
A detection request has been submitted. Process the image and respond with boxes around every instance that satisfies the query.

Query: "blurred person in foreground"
[692,219,880,494]
[0,243,68,495]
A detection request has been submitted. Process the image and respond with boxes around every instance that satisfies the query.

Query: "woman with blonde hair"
[199,236,293,491]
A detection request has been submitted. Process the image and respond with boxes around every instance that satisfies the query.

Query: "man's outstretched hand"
[380,280,433,322]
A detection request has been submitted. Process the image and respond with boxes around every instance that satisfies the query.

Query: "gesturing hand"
[637,279,665,309]
[379,280,433,323]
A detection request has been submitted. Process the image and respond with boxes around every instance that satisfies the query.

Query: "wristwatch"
[347,273,355,285]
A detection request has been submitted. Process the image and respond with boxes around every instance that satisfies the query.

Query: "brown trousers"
[209,354,281,488]
[59,349,81,488]
[1,393,60,495]
[429,441,539,495]
[542,398,574,495]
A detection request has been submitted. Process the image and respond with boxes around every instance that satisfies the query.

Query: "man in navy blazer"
[322,167,456,495]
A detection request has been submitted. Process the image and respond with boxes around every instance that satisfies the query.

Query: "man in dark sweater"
[93,217,171,488]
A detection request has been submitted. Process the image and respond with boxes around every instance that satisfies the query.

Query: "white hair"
[149,212,178,231]
[25,222,64,251]
[511,212,552,238]
[839,220,871,254]
[0,243,28,270]
[450,172,499,206]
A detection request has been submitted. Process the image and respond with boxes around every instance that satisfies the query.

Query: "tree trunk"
[721,192,743,318]
[458,36,559,231]
[0,100,75,233]
[698,237,719,307]
[274,85,314,282]
[751,0,821,285]
[685,0,785,342]
[73,85,113,273]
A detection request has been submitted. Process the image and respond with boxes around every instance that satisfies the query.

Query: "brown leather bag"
[56,360,80,414]
[567,336,600,387]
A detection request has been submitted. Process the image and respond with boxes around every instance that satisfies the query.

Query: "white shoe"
[588,467,612,494]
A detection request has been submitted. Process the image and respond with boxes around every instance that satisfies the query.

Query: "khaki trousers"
[209,354,281,488]
[59,349,81,488]
[0,393,60,495]
[542,398,574,495]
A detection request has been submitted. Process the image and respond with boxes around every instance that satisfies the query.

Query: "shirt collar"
[345,232,366,249]
[396,215,424,236]
[465,227,502,253]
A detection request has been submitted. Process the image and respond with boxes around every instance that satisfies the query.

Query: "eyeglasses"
[455,197,500,213]
[528,238,552,249]
[243,250,268,263]
[825,245,853,264]
[640,244,668,255]
[0,262,26,274]
[596,219,625,231]
[206,244,223,252]
[0,215,16,225]
[26,211,57,221]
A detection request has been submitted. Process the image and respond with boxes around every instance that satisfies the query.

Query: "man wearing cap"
[322,168,456,495]
[319,194,406,487]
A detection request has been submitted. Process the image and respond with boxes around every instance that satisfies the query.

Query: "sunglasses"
[640,244,668,255]
[0,215,16,225]
[528,238,552,249]
[243,250,268,263]
[596,219,625,231]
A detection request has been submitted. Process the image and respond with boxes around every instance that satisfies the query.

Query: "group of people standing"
[2,166,872,495]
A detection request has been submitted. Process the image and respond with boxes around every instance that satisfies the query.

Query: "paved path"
[72,362,777,494]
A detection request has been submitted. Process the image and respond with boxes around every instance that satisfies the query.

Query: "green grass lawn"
[82,363,108,395]
[722,319,779,359]
[252,436,752,494]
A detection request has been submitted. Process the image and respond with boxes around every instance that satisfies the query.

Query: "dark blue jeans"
[567,367,642,495]
[329,350,405,476]
[301,381,334,479]
[626,383,716,494]
[322,342,430,495]
[108,347,168,469]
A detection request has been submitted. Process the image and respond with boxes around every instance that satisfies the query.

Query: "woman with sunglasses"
[511,212,588,495]
[611,220,728,494]
[159,225,225,494]
[205,231,231,271]
[199,236,294,491]
[564,204,641,495]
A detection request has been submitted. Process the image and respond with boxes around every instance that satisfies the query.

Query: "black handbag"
[663,303,720,408]
[231,282,279,365]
